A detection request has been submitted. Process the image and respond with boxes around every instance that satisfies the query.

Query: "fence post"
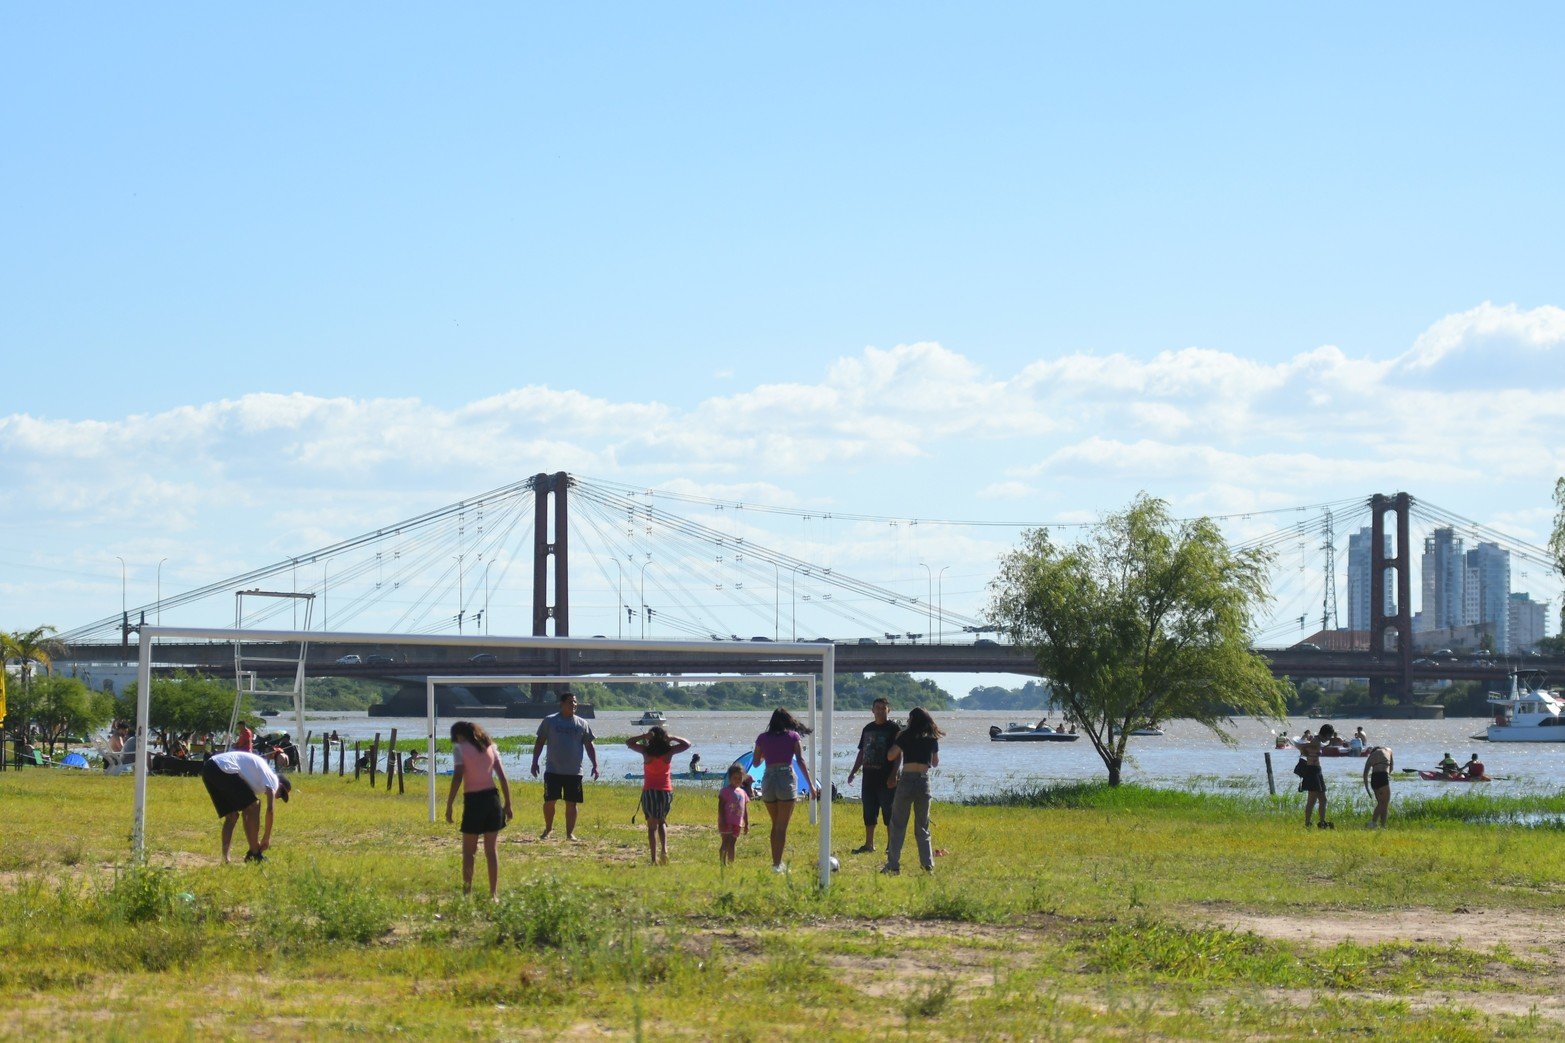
[338,738,345,777]
[353,741,362,781]
[1264,752,1276,796]
[385,728,399,791]
[369,733,381,786]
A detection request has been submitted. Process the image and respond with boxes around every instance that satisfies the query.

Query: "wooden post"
[385,728,399,791]
[1264,752,1276,796]
[396,747,405,794]
[369,733,381,786]
[308,744,316,774]
[353,741,362,781]
[322,732,330,777]
[338,738,345,777]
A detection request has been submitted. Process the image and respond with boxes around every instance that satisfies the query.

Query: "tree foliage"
[120,672,249,745]
[988,494,1290,785]
[1552,477,1565,631]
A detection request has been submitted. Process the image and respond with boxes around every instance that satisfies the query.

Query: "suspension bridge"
[54,473,1563,696]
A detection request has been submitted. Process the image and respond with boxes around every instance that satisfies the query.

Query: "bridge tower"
[1368,492,1414,704]
[531,472,571,637]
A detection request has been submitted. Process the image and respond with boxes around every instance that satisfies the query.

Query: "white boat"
[632,709,669,727]
[1479,675,1565,742]
[1130,726,1164,737]
[989,723,1078,743]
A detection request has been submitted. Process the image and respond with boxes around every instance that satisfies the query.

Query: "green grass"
[3,770,1565,1038]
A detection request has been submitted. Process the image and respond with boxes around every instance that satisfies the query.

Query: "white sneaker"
[772,862,787,873]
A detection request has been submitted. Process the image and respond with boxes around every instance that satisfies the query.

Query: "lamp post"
[790,565,809,641]
[918,563,933,644]
[156,557,168,626]
[639,561,655,639]
[483,561,492,635]
[613,560,624,639]
[115,554,127,620]
[937,566,949,644]
[321,560,330,629]
[772,562,780,641]
[453,554,464,634]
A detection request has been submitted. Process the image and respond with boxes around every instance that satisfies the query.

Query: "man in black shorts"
[531,690,598,840]
[201,749,291,863]
[845,698,901,854]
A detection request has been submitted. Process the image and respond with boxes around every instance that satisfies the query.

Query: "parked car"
[336,654,362,665]
[1434,648,1455,658]
[469,653,498,665]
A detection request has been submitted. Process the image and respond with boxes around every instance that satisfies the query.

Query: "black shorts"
[461,788,506,835]
[543,772,584,804]
[1369,771,1390,791]
[640,789,673,821]
[202,759,258,817]
[1297,764,1325,793]
[860,771,893,826]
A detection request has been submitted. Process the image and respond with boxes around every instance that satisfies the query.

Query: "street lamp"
[772,561,780,641]
[790,565,809,641]
[321,560,330,629]
[639,561,656,639]
[918,563,933,644]
[483,561,492,635]
[612,559,624,639]
[156,557,168,626]
[937,566,949,644]
[453,554,464,634]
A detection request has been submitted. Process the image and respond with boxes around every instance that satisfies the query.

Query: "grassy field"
[4,768,1565,1040]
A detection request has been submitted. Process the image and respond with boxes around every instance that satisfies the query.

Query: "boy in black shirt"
[845,698,900,854]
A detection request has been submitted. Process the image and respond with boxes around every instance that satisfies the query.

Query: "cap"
[276,775,292,803]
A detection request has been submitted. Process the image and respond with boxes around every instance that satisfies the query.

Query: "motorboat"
[1479,675,1565,742]
[1130,726,1164,737]
[632,709,669,727]
[989,723,1078,743]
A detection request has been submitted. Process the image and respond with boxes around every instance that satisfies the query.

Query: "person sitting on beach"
[403,750,426,773]
[1437,752,1461,778]
[1463,754,1487,781]
[689,752,702,775]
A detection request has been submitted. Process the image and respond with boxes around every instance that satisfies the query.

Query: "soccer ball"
[825,856,840,872]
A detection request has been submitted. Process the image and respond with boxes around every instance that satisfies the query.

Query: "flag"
[0,666,7,727]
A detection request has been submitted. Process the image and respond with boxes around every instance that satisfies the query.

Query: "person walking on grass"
[717,763,751,865]
[1362,744,1394,828]
[845,697,901,855]
[882,706,942,875]
[627,726,691,865]
[1296,723,1335,828]
[444,720,513,899]
[200,749,291,864]
[531,690,598,841]
[753,708,818,873]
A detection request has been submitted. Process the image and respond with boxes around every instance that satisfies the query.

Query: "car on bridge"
[366,654,397,666]
[336,654,363,665]
[469,653,498,664]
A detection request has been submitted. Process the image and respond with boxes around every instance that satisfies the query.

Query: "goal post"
[424,673,823,826]
[133,627,837,889]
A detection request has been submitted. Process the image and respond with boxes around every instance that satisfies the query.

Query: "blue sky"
[3,4,1563,669]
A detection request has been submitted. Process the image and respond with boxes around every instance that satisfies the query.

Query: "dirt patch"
[1207,906,1561,957]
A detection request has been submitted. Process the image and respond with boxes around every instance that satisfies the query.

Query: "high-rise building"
[1346,526,1392,632]
[1419,527,1465,633]
[1464,542,1511,651]
[1509,592,1548,652]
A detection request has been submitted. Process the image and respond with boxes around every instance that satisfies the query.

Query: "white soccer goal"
[423,673,824,824]
[131,627,838,888]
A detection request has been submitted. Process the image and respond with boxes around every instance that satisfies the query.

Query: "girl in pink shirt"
[626,726,691,864]
[717,763,750,865]
[443,720,512,898]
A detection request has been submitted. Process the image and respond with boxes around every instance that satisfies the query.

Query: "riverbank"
[4,772,1565,1039]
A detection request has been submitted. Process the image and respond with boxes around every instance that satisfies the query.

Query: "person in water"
[1362,745,1394,828]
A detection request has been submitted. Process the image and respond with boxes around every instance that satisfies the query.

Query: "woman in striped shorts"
[628,726,692,865]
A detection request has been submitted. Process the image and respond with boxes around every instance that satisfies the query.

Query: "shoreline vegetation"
[4,773,1565,1038]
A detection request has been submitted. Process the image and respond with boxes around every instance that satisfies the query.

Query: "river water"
[276,709,1565,801]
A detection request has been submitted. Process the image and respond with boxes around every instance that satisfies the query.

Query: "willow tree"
[989,494,1289,786]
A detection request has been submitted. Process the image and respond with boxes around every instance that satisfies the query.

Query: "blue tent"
[733,749,814,797]
[60,752,89,769]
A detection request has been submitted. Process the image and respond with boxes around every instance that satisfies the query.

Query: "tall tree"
[1552,478,1565,632]
[989,494,1289,786]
